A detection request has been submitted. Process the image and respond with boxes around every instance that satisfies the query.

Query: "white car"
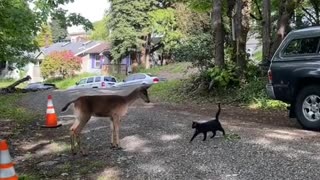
[69,75,117,89]
[114,73,160,88]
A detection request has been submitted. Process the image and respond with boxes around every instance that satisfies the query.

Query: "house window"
[93,55,102,69]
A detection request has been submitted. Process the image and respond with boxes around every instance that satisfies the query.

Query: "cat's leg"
[220,127,226,136]
[190,131,199,142]
[203,132,207,141]
[210,131,216,138]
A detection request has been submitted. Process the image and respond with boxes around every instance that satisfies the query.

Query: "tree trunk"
[212,0,225,68]
[131,52,139,73]
[140,36,147,68]
[145,34,151,69]
[269,0,303,58]
[262,0,271,64]
[239,0,251,71]
[140,34,151,69]
[231,0,251,76]
[227,0,236,63]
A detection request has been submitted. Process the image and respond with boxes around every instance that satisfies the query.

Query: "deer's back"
[74,95,128,117]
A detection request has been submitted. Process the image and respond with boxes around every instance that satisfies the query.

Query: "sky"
[62,0,111,33]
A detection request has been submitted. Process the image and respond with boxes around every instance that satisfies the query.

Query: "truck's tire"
[295,85,320,130]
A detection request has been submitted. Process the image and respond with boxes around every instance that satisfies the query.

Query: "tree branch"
[252,0,263,20]
[150,43,164,54]
[250,13,262,21]
[301,6,317,23]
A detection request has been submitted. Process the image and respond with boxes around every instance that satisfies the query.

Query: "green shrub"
[40,51,82,79]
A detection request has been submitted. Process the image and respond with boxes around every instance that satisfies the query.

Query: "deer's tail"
[61,101,75,112]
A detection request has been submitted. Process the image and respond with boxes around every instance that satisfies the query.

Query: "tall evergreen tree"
[50,18,68,43]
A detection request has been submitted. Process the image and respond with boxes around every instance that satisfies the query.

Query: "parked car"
[25,82,57,91]
[266,26,320,130]
[69,75,117,89]
[114,73,160,88]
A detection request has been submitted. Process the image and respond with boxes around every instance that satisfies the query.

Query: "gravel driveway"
[12,90,320,179]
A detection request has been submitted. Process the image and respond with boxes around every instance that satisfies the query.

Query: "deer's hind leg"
[110,114,122,150]
[70,110,91,156]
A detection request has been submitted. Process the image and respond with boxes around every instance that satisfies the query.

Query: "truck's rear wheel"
[295,85,320,130]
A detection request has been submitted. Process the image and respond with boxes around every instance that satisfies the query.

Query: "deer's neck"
[125,90,139,105]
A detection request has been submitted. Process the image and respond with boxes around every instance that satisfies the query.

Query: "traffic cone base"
[40,95,62,128]
[0,140,18,180]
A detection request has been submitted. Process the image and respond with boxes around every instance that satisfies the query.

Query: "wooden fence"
[101,64,128,75]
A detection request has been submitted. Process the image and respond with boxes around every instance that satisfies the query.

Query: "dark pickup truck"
[266,26,320,130]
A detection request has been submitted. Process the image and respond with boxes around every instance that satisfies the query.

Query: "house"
[26,41,131,82]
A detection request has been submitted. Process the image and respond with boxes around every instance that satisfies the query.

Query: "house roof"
[40,41,110,56]
[84,42,111,54]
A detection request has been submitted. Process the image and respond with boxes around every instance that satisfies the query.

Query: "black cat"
[190,103,226,142]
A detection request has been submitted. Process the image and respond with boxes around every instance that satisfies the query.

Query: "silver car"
[115,73,160,88]
[70,76,117,89]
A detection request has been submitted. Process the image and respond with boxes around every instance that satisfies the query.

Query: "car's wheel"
[295,85,320,130]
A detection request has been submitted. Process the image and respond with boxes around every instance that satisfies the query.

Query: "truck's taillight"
[101,81,106,88]
[153,78,159,83]
[268,69,272,83]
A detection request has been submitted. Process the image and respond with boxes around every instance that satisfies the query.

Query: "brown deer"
[61,85,151,155]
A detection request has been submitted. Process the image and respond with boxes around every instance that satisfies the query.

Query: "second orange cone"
[41,95,62,128]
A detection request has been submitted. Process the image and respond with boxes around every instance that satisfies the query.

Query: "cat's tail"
[215,103,221,120]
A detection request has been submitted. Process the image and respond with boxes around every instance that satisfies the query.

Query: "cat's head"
[192,121,198,129]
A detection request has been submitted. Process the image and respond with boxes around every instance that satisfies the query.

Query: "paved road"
[16,90,320,180]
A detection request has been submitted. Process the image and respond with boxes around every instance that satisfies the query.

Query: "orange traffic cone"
[41,95,62,128]
[0,140,18,180]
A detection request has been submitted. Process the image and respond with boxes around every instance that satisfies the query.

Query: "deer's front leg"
[110,119,115,148]
[70,130,76,155]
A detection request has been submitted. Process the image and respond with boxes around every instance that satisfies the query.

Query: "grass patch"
[138,62,191,75]
[18,174,41,180]
[45,73,98,89]
[149,77,287,110]
[224,133,241,141]
[0,94,38,126]
[0,79,27,89]
[149,80,185,103]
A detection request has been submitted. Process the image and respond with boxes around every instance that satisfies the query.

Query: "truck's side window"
[283,37,320,56]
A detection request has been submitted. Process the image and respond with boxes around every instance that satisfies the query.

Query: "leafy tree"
[90,15,111,41]
[35,24,53,47]
[0,0,93,65]
[50,18,68,43]
[173,34,214,72]
[40,51,82,78]
[109,0,156,63]
[0,0,38,64]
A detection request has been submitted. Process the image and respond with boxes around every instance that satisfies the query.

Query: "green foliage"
[109,0,156,61]
[149,8,183,52]
[186,0,212,12]
[35,24,53,47]
[0,0,38,62]
[50,18,68,43]
[90,15,111,41]
[40,51,82,79]
[207,65,239,88]
[0,0,92,64]
[173,33,214,71]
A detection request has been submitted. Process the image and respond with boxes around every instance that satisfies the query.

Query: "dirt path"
[4,91,319,179]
